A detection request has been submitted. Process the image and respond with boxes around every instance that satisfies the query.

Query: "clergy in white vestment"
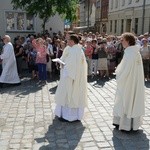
[54,35,88,122]
[113,32,145,131]
[0,35,20,87]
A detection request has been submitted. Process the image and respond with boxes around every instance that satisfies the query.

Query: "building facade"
[100,0,109,33]
[78,0,97,32]
[0,0,64,39]
[95,0,101,33]
[108,0,150,35]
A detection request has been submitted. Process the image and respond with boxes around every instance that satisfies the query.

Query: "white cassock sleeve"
[115,51,133,83]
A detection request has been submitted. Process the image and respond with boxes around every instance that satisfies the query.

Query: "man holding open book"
[54,35,88,122]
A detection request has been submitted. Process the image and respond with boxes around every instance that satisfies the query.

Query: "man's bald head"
[3,35,11,43]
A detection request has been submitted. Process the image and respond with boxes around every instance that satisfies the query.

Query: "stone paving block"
[0,76,150,150]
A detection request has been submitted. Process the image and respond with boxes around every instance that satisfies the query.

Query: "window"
[135,0,139,2]
[115,0,118,8]
[5,11,35,32]
[121,19,124,33]
[96,1,100,8]
[128,0,132,4]
[6,12,15,30]
[122,0,125,6]
[135,18,138,34]
[110,20,112,32]
[111,0,113,9]
[114,20,117,33]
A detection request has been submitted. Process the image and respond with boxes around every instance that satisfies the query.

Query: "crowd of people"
[0,30,149,82]
[0,30,149,131]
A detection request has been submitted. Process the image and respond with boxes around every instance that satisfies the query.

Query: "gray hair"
[4,35,11,42]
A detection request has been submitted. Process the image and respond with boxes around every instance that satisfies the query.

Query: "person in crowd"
[32,38,47,83]
[97,39,109,79]
[113,32,145,131]
[0,35,20,88]
[115,36,124,66]
[0,37,4,75]
[54,35,87,122]
[46,38,54,78]
[51,36,59,74]
[14,39,24,75]
[84,38,93,76]
[106,36,117,76]
[140,38,150,81]
[27,46,38,79]
[91,39,98,76]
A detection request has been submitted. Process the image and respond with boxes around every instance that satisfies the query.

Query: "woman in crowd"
[140,38,150,81]
[32,38,47,83]
[97,39,109,79]
[46,38,54,78]
[84,38,93,76]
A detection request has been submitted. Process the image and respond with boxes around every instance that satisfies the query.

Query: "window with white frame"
[122,0,125,6]
[5,11,35,32]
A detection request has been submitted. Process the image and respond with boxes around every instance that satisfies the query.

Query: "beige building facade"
[108,0,150,35]
[0,0,64,39]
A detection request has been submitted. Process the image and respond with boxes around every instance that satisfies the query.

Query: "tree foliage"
[11,0,79,31]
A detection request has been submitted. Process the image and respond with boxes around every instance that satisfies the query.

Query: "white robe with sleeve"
[113,45,145,130]
[54,44,87,121]
[0,42,20,84]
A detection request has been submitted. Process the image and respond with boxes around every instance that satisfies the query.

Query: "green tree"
[11,0,79,32]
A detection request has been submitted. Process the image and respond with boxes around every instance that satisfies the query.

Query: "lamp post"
[142,0,146,34]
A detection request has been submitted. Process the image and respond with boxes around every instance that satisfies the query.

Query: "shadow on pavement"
[35,117,85,150]
[112,129,149,150]
[0,78,44,96]
[88,75,112,88]
[145,81,150,88]
[49,85,57,94]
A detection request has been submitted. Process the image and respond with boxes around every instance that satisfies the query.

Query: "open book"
[52,58,65,65]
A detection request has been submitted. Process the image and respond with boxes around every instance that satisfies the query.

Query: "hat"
[142,38,148,42]
[86,38,92,42]
[144,32,149,36]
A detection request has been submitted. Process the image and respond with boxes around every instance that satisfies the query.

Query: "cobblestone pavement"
[0,75,150,150]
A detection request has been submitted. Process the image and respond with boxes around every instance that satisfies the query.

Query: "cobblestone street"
[0,75,150,150]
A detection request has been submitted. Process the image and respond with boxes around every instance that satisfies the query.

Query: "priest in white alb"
[54,35,87,122]
[113,32,145,131]
[0,35,20,88]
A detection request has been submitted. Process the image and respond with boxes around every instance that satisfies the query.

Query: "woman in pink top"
[32,38,47,81]
[84,39,93,76]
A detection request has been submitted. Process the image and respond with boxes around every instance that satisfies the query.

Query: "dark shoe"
[113,123,119,130]
[0,83,3,88]
[58,117,70,122]
[14,83,21,86]
[120,130,130,133]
